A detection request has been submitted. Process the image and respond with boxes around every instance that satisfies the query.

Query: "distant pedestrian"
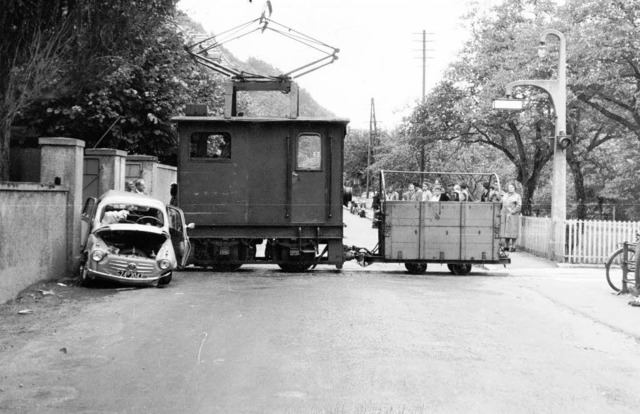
[372,191,382,228]
[480,182,491,202]
[404,183,422,201]
[480,182,501,202]
[421,182,433,201]
[453,184,465,201]
[444,183,456,201]
[430,186,444,201]
[386,187,399,201]
[488,184,502,202]
[134,179,147,195]
[460,183,473,202]
[170,183,178,206]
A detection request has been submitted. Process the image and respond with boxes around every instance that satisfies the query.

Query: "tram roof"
[171,116,350,125]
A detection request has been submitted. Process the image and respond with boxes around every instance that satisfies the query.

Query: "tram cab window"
[190,132,231,159]
[296,133,322,171]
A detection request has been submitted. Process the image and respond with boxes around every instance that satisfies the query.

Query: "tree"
[0,2,76,180]
[406,0,640,218]
[24,20,222,163]
[343,129,370,194]
[408,6,560,213]
[565,0,640,139]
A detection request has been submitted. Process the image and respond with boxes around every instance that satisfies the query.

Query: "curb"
[557,263,604,269]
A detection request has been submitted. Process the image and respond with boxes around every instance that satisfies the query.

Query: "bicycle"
[605,232,639,293]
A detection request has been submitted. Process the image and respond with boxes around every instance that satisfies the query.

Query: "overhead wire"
[267,27,332,55]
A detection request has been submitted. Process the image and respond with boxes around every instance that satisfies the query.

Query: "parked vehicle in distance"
[79,190,193,287]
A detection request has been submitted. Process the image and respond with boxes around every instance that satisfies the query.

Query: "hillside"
[178,14,334,118]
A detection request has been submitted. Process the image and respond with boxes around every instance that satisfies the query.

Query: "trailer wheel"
[450,264,472,275]
[405,263,427,274]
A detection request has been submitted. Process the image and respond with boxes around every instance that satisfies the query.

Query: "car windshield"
[99,203,165,227]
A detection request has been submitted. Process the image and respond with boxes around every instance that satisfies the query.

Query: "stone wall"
[0,183,68,303]
[1,138,84,304]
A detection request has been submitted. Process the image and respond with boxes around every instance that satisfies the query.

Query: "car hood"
[95,223,169,237]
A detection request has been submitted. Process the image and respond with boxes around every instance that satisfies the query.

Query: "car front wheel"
[79,258,92,286]
[158,272,172,286]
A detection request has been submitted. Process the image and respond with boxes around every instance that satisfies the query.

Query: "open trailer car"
[350,170,511,274]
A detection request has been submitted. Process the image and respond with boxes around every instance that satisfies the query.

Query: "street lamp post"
[502,29,567,261]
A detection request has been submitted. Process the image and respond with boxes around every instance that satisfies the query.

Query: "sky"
[177,0,479,130]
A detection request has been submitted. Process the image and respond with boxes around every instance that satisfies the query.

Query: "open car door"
[167,206,192,269]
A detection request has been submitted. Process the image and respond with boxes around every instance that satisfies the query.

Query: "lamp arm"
[505,79,561,109]
[539,29,566,46]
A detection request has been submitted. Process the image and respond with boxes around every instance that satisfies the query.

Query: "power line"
[366,97,377,198]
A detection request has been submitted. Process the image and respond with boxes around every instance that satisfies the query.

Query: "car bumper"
[87,268,171,286]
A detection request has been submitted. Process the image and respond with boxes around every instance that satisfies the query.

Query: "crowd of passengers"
[384,181,502,203]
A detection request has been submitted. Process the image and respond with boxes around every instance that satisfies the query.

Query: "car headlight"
[91,250,106,262]
[158,259,171,270]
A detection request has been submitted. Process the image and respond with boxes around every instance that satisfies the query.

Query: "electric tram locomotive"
[172,82,351,271]
[172,9,354,271]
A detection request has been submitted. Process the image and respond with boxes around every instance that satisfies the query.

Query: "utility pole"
[415,30,434,172]
[366,97,377,198]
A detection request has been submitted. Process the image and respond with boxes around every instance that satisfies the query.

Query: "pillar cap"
[39,137,86,148]
[85,148,128,157]
[126,154,158,162]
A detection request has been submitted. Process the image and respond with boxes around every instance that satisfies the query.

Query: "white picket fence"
[565,219,640,264]
[518,216,554,258]
[518,216,640,264]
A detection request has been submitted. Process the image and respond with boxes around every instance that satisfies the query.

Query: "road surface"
[1,209,639,413]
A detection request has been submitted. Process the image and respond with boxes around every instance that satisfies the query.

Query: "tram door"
[291,131,326,223]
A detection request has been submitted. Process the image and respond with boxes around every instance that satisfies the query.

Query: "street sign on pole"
[492,98,524,111]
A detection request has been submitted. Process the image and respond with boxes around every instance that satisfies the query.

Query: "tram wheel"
[210,264,242,272]
[449,263,472,276]
[404,263,427,274]
[279,263,313,273]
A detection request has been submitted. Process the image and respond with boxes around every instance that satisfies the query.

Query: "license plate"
[220,247,230,255]
[117,270,143,278]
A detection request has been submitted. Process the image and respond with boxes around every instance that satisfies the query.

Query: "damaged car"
[79,190,192,287]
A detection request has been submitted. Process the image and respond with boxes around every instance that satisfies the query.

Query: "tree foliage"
[382,0,640,219]
[405,0,558,213]
[3,1,334,175]
[565,0,640,139]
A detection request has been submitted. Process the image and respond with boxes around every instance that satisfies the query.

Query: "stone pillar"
[40,137,85,273]
[126,154,158,196]
[84,148,128,197]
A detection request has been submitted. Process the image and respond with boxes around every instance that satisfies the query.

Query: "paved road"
[1,210,640,413]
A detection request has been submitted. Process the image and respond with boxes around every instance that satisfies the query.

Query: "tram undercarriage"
[190,235,347,272]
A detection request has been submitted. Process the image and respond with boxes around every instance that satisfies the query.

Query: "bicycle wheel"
[605,247,635,292]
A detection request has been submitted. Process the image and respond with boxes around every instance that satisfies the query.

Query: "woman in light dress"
[500,182,522,252]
